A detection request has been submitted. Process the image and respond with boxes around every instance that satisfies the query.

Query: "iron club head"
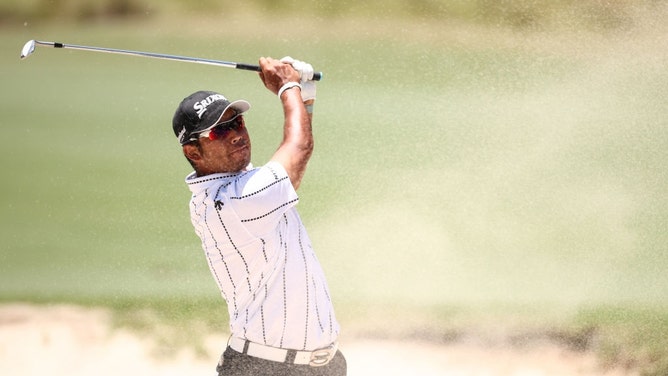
[20,40,36,59]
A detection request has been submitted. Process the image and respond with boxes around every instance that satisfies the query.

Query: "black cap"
[172,90,250,145]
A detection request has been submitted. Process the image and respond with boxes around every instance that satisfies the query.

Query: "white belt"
[228,337,338,367]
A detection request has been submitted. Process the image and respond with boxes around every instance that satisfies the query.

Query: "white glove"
[280,56,316,102]
[280,56,314,82]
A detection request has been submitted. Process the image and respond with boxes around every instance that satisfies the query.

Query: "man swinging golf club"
[172,56,345,376]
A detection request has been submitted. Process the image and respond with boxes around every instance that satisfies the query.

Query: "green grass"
[2,7,668,375]
[2,0,663,31]
[572,306,668,375]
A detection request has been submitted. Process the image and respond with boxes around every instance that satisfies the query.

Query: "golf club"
[20,39,323,81]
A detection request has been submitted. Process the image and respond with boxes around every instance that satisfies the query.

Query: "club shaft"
[32,40,323,81]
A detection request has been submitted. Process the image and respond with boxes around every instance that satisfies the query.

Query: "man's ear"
[183,143,202,162]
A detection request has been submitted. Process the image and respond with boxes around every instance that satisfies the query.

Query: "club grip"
[236,63,323,81]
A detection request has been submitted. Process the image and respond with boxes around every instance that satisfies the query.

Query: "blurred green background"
[1,0,667,374]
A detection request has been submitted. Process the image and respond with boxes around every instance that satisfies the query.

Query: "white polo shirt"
[185,161,340,351]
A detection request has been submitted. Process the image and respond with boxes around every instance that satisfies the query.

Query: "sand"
[0,303,634,376]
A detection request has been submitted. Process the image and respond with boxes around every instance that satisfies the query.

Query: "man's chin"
[235,157,252,172]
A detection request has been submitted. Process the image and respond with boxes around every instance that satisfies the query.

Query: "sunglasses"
[199,114,245,141]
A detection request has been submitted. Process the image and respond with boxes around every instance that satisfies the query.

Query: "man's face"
[184,109,252,174]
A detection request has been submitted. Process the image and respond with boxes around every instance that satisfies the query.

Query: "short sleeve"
[226,161,299,236]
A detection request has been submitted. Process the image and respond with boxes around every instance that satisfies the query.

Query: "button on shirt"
[186,161,340,351]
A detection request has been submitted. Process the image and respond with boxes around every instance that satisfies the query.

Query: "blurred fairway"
[1,3,668,373]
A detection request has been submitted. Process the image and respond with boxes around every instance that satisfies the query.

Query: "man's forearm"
[272,87,313,190]
[304,98,314,123]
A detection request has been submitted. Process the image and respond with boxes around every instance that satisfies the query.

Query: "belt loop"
[242,340,250,355]
[285,350,297,364]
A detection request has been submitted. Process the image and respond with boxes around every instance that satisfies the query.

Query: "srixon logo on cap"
[194,94,226,118]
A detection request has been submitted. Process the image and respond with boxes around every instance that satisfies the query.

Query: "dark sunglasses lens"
[209,125,229,140]
[209,117,243,140]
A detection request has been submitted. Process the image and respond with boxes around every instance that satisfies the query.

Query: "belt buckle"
[309,342,337,367]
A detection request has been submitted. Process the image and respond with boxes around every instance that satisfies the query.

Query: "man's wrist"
[304,99,315,114]
[278,82,301,98]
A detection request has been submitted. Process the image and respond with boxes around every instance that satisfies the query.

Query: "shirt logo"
[193,94,226,118]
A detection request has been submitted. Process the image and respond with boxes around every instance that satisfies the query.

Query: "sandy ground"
[0,304,634,376]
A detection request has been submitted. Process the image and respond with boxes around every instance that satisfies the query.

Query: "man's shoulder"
[185,162,292,195]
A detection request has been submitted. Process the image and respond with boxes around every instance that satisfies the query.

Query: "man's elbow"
[300,138,314,155]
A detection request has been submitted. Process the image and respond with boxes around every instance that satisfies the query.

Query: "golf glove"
[281,56,316,102]
[281,56,314,81]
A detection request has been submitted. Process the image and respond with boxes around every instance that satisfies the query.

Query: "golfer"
[171,57,345,376]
